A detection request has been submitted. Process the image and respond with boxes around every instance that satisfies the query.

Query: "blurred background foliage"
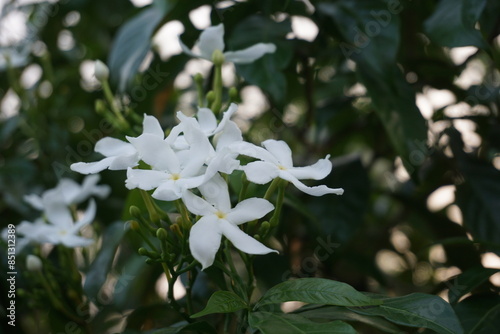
[1,0,500,333]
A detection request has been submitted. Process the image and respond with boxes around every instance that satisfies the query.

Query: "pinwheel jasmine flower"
[183,174,276,269]
[70,114,164,174]
[180,24,276,64]
[126,112,211,201]
[235,139,344,196]
[24,175,110,210]
[11,199,96,250]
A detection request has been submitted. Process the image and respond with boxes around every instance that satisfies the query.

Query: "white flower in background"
[234,139,344,196]
[179,24,276,64]
[70,114,164,174]
[183,174,276,269]
[126,112,211,201]
[24,174,110,210]
[12,199,96,250]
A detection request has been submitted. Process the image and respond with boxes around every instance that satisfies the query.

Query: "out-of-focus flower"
[183,174,276,270]
[94,59,109,82]
[26,254,43,271]
[179,24,276,64]
[234,139,344,196]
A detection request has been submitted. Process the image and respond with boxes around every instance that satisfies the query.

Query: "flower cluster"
[70,105,343,269]
[2,175,110,251]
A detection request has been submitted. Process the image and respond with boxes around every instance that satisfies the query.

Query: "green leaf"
[350,293,463,334]
[228,15,293,104]
[255,278,382,309]
[424,0,488,48]
[145,321,217,334]
[249,312,357,334]
[296,305,403,334]
[84,221,127,299]
[191,291,248,318]
[455,159,500,255]
[108,0,172,92]
[447,266,500,304]
[454,295,500,334]
[318,1,428,177]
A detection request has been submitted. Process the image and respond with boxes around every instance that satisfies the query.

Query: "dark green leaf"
[146,321,217,334]
[318,1,428,177]
[228,15,292,104]
[455,158,500,254]
[249,312,357,334]
[351,293,463,334]
[447,266,500,304]
[83,221,128,299]
[424,0,488,48]
[108,0,172,92]
[296,305,403,334]
[191,291,248,318]
[454,294,500,334]
[255,278,382,309]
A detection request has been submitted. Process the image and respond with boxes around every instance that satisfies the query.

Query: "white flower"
[183,174,276,270]
[13,199,96,250]
[24,174,110,210]
[234,139,344,196]
[70,114,164,174]
[125,112,211,201]
[180,24,276,64]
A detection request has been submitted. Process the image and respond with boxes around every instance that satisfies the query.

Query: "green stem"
[140,190,160,225]
[239,173,249,202]
[175,200,191,229]
[264,178,281,201]
[101,79,129,129]
[210,50,224,113]
[269,180,287,229]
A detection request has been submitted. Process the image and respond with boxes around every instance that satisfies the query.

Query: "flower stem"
[269,180,287,229]
[264,178,281,201]
[211,50,225,114]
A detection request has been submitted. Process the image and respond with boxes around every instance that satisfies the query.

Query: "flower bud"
[129,206,142,219]
[94,60,109,82]
[26,255,42,271]
[206,91,215,105]
[156,228,169,241]
[211,49,225,66]
[129,220,140,231]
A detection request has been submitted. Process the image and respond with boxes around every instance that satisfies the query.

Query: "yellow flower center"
[278,165,287,170]
[215,211,226,219]
[170,173,181,180]
[59,230,68,236]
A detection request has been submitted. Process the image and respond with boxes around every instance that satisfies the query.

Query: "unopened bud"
[211,49,225,66]
[26,255,42,271]
[206,91,215,105]
[129,220,140,231]
[129,206,141,219]
[156,228,168,241]
[94,60,109,82]
[229,87,238,101]
[194,73,204,85]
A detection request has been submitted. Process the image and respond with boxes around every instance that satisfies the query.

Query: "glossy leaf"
[83,221,127,299]
[191,291,248,318]
[255,278,382,309]
[424,0,488,48]
[249,312,357,334]
[453,295,500,334]
[296,305,403,334]
[447,266,500,304]
[350,293,463,334]
[108,0,172,92]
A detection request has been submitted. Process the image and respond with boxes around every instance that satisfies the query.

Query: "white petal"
[182,190,216,216]
[196,24,225,60]
[220,220,277,255]
[204,149,240,181]
[241,161,279,184]
[262,139,293,168]
[23,194,44,210]
[179,37,201,58]
[212,103,238,135]
[95,137,136,157]
[230,141,278,164]
[215,121,242,151]
[189,215,222,270]
[288,156,332,180]
[71,199,97,233]
[199,173,231,212]
[226,198,274,225]
[71,175,110,204]
[126,168,169,190]
[45,201,73,229]
[224,43,276,64]
[177,113,212,176]
[127,134,180,172]
[151,180,182,201]
[279,171,344,196]
[142,114,165,138]
[60,235,94,248]
[108,153,139,170]
[70,158,115,174]
[197,108,217,134]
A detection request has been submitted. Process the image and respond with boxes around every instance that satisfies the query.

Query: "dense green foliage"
[1,0,499,333]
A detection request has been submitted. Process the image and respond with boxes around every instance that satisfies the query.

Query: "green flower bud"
[211,49,225,66]
[94,60,109,82]
[156,228,169,241]
[26,254,42,271]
